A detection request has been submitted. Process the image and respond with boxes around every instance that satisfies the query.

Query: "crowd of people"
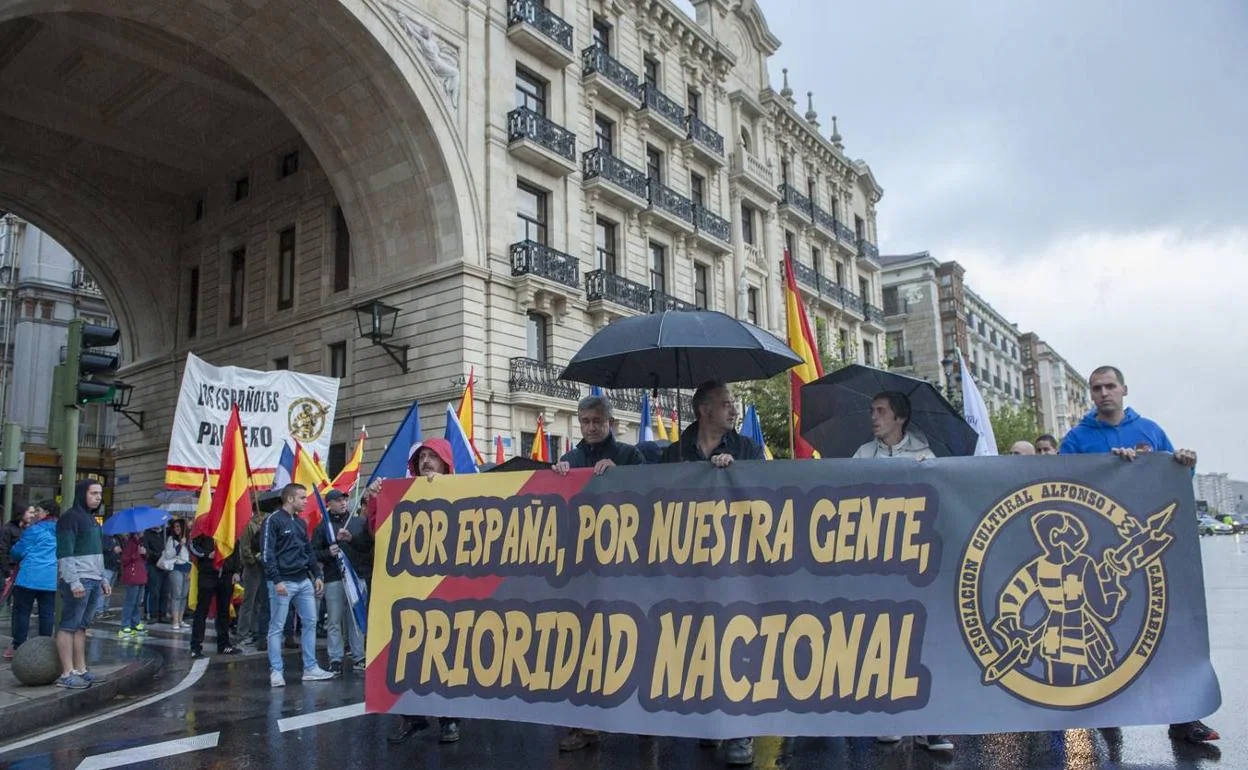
[0,364,1222,765]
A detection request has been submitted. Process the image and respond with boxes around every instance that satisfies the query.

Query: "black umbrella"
[559,311,802,390]
[800,365,979,458]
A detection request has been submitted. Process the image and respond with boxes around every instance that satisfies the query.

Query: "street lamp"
[940,353,962,405]
[353,299,410,373]
[110,381,145,430]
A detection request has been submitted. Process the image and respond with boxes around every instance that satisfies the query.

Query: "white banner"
[164,353,339,489]
[960,353,999,456]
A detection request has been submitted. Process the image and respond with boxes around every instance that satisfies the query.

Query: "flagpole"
[787,376,795,458]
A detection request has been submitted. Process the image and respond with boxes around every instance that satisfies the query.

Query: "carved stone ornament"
[390,6,460,111]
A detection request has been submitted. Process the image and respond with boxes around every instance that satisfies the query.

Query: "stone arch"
[0,0,477,361]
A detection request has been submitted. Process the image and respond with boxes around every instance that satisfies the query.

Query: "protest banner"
[364,453,1220,738]
[165,353,339,489]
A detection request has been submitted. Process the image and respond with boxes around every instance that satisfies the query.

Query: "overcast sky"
[677,0,1247,475]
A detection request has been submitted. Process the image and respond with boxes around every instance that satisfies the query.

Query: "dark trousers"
[12,586,56,647]
[191,570,233,653]
[145,563,169,618]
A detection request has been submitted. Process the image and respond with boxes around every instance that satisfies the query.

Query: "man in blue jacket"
[1060,365,1216,744]
[261,483,333,687]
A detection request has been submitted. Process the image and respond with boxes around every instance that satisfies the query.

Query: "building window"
[646,146,663,185]
[694,264,709,310]
[516,182,548,244]
[233,175,250,202]
[23,299,35,318]
[882,286,900,315]
[740,127,752,152]
[526,311,549,362]
[521,431,561,462]
[515,67,547,115]
[328,342,347,378]
[187,267,200,339]
[333,206,350,293]
[686,88,700,119]
[273,356,289,370]
[834,262,844,286]
[689,173,705,207]
[863,340,874,367]
[228,248,246,327]
[595,218,617,273]
[643,55,659,88]
[40,301,53,321]
[594,114,614,154]
[327,442,347,480]
[886,331,904,362]
[746,287,759,325]
[812,247,822,279]
[838,328,850,359]
[859,277,870,301]
[279,150,299,178]
[277,227,296,311]
[807,179,817,206]
[193,199,204,222]
[854,215,865,241]
[829,198,839,223]
[784,230,795,258]
[741,205,756,246]
[649,242,666,293]
[781,158,790,185]
[591,15,611,53]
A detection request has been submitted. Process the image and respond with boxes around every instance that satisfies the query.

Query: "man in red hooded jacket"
[367,439,463,746]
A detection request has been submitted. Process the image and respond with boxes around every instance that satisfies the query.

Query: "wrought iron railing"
[606,387,694,423]
[640,83,685,128]
[863,302,884,324]
[507,0,573,52]
[581,44,641,100]
[883,297,908,315]
[859,239,880,261]
[792,259,821,292]
[834,220,856,244]
[842,288,863,313]
[686,115,724,157]
[509,357,583,401]
[647,180,693,226]
[507,107,576,161]
[778,184,813,215]
[510,240,580,289]
[693,205,730,242]
[585,269,650,313]
[888,351,914,368]
[650,289,695,313]
[813,205,837,235]
[72,267,103,297]
[582,149,649,201]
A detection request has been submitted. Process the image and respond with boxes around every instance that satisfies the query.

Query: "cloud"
[945,227,1248,474]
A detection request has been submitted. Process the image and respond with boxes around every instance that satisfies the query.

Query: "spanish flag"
[784,251,824,458]
[186,471,212,611]
[654,409,670,442]
[456,368,486,466]
[190,405,253,567]
[494,434,505,465]
[330,429,366,493]
[530,415,549,462]
[293,441,332,537]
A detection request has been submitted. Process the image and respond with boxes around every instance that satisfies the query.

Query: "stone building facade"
[1019,332,1091,438]
[0,0,885,506]
[1193,472,1236,517]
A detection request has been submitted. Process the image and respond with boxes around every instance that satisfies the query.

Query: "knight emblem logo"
[288,397,329,443]
[957,482,1175,708]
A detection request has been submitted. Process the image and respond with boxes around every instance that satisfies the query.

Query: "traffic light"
[61,319,120,406]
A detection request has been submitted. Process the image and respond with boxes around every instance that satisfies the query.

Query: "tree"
[989,403,1040,453]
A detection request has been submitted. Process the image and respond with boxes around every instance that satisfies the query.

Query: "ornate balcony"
[650,289,695,313]
[607,387,694,424]
[888,351,914,369]
[728,149,778,202]
[792,259,821,294]
[644,179,694,234]
[585,268,651,325]
[841,287,864,315]
[639,83,686,140]
[509,357,583,401]
[857,238,881,269]
[507,108,577,175]
[582,149,648,210]
[685,115,724,166]
[506,0,575,67]
[813,204,838,237]
[777,183,812,223]
[71,267,103,297]
[834,220,857,246]
[511,240,580,320]
[862,302,885,331]
[581,45,640,110]
[692,205,730,252]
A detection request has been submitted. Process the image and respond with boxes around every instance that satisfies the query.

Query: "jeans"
[323,580,365,663]
[122,583,145,629]
[145,563,169,618]
[58,578,102,632]
[192,570,234,653]
[238,565,264,639]
[267,579,318,674]
[11,586,55,646]
[168,569,190,619]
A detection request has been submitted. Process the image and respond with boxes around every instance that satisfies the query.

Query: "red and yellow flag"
[530,416,549,462]
[784,251,824,459]
[494,434,505,465]
[457,368,486,466]
[330,430,366,493]
[293,441,332,537]
[191,405,253,567]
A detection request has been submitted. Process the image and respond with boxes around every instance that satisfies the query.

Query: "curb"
[0,648,165,743]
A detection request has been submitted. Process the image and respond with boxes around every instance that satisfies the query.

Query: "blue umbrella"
[102,506,170,536]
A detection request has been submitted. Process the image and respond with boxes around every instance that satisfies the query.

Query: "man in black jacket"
[553,394,646,478]
[187,533,242,659]
[262,483,333,687]
[143,525,168,624]
[313,489,366,675]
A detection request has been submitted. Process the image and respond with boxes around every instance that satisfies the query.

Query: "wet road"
[2,536,1245,770]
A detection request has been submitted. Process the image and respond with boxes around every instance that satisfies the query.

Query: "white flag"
[960,354,998,456]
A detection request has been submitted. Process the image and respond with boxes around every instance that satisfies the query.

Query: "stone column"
[730,188,746,318]
[763,208,780,332]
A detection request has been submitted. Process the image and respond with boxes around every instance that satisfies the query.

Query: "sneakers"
[1169,721,1220,743]
[133,623,147,634]
[386,715,428,744]
[56,674,90,690]
[352,658,367,672]
[439,719,460,744]
[118,628,136,638]
[270,670,285,688]
[876,736,902,744]
[329,660,343,676]
[190,649,204,659]
[74,670,99,684]
[725,737,754,766]
[302,666,335,682]
[916,735,955,752]
[3,645,14,660]
[218,646,242,655]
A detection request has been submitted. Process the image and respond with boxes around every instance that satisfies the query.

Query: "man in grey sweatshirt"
[55,479,109,689]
